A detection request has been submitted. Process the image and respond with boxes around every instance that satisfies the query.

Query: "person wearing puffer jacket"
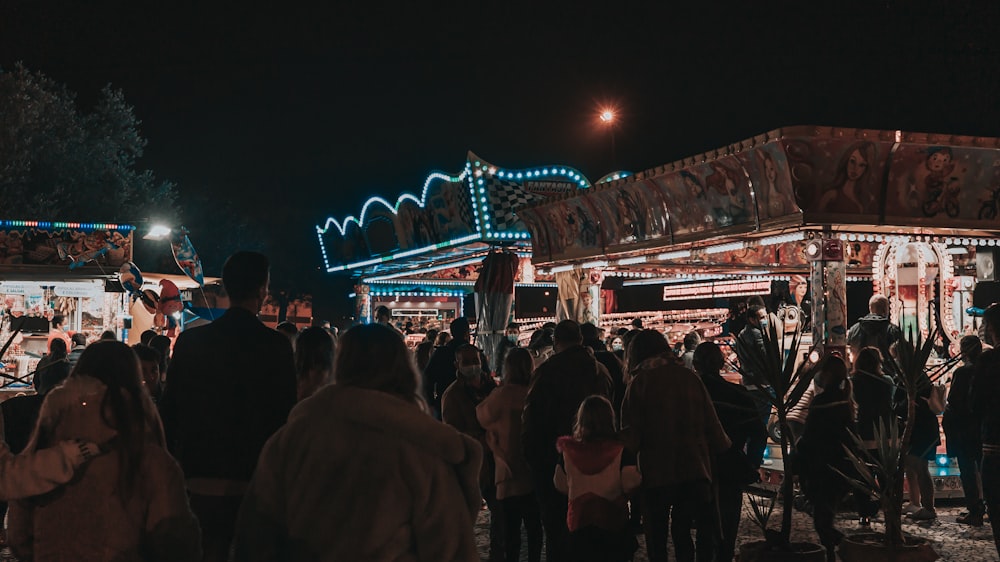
[555,395,641,562]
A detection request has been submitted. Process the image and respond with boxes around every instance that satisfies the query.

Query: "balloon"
[158,279,183,316]
[119,262,144,297]
[169,227,204,286]
[140,289,160,315]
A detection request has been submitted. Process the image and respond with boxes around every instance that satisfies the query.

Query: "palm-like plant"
[836,328,936,548]
[734,318,815,547]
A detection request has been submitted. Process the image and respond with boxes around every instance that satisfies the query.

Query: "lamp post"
[598,106,617,169]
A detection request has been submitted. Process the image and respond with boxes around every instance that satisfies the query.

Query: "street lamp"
[597,105,619,168]
[144,224,172,241]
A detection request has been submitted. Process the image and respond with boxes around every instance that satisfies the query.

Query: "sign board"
[663,280,772,302]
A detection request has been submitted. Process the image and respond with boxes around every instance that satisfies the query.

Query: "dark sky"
[3,1,999,319]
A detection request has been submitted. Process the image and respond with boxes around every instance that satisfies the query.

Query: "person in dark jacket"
[522,320,613,562]
[797,355,856,562]
[33,338,70,395]
[423,316,474,418]
[847,294,903,361]
[66,333,87,370]
[159,251,297,562]
[850,346,895,525]
[943,335,985,526]
[581,322,626,416]
[494,322,521,379]
[972,304,1000,556]
[687,342,766,562]
[737,304,773,428]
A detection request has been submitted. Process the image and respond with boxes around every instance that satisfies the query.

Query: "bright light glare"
[144,225,172,241]
[599,109,615,123]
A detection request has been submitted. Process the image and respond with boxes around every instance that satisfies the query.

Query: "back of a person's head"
[504,348,534,386]
[100,330,117,341]
[853,346,882,376]
[554,320,583,346]
[869,294,890,316]
[149,335,171,366]
[374,305,391,321]
[51,314,65,329]
[223,251,270,303]
[49,337,68,357]
[132,343,162,367]
[296,327,336,378]
[818,354,849,390]
[631,318,643,329]
[626,329,672,368]
[984,304,1000,336]
[579,322,600,342]
[450,316,470,340]
[435,331,451,346]
[276,321,298,339]
[692,342,725,375]
[71,332,88,347]
[139,329,157,346]
[542,322,557,331]
[748,296,766,309]
[425,328,440,343]
[683,331,702,351]
[335,324,423,408]
[573,395,617,442]
[960,335,983,363]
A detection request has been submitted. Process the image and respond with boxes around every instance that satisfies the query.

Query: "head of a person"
[960,335,984,365]
[580,322,602,344]
[572,395,617,443]
[276,321,299,342]
[626,329,672,371]
[610,336,624,352]
[71,333,88,348]
[815,354,849,392]
[296,327,337,400]
[223,251,270,311]
[435,331,452,346]
[553,320,583,353]
[747,305,767,329]
[100,330,118,341]
[503,348,533,386]
[692,341,725,376]
[71,341,162,493]
[542,322,557,332]
[139,329,157,346]
[853,346,882,376]
[631,318,644,330]
[373,305,392,325]
[132,344,163,395]
[425,328,440,344]
[983,304,1000,347]
[450,316,471,343]
[334,324,425,409]
[51,314,65,330]
[148,335,171,370]
[868,294,890,317]
[505,322,520,343]
[49,336,68,358]
[683,330,702,352]
[454,343,483,386]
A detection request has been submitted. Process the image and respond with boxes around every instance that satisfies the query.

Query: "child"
[554,395,640,562]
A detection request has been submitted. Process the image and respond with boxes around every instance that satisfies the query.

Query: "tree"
[0,64,177,222]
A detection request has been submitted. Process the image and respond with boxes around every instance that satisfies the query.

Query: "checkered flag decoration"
[484,176,547,232]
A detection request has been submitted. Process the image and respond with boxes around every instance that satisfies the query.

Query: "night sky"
[3,1,999,321]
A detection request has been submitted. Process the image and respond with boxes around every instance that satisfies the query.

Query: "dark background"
[3,1,998,322]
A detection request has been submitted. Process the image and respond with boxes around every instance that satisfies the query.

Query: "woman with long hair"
[850,346,895,526]
[232,323,482,561]
[554,395,640,562]
[8,341,201,561]
[294,327,336,401]
[477,348,543,562]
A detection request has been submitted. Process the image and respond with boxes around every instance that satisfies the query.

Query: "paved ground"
[475,497,999,561]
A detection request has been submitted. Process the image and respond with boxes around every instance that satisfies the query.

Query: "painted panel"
[784,138,891,218]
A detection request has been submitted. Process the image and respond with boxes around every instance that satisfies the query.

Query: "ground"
[474,497,998,561]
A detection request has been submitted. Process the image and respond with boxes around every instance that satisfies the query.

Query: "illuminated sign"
[663,280,772,301]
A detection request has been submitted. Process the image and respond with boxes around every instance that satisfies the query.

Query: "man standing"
[66,333,87,370]
[681,331,702,372]
[847,294,903,360]
[973,304,1000,557]
[737,304,773,427]
[424,316,475,418]
[160,251,296,562]
[442,344,504,561]
[522,320,612,562]
[495,322,520,379]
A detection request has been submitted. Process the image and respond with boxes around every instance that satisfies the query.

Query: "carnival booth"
[0,220,136,388]
[515,126,1000,496]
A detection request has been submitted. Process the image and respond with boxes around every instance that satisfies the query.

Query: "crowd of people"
[2,251,1000,561]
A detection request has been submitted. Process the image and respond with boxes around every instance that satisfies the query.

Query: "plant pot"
[838,532,939,562]
[737,540,827,561]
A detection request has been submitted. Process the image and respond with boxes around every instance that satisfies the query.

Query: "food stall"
[0,220,136,388]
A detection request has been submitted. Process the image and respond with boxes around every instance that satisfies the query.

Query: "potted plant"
[835,329,940,562]
[735,319,825,561]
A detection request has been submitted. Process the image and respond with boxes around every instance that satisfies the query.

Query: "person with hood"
[944,335,985,526]
[847,294,903,361]
[620,330,731,562]
[232,324,483,561]
[478,348,542,562]
[554,395,641,562]
[973,304,1000,556]
[523,320,612,562]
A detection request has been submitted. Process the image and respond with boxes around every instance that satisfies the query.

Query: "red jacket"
[554,437,640,532]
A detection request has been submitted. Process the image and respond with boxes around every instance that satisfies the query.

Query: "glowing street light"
[144,224,172,241]
[597,105,620,168]
[599,109,615,123]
